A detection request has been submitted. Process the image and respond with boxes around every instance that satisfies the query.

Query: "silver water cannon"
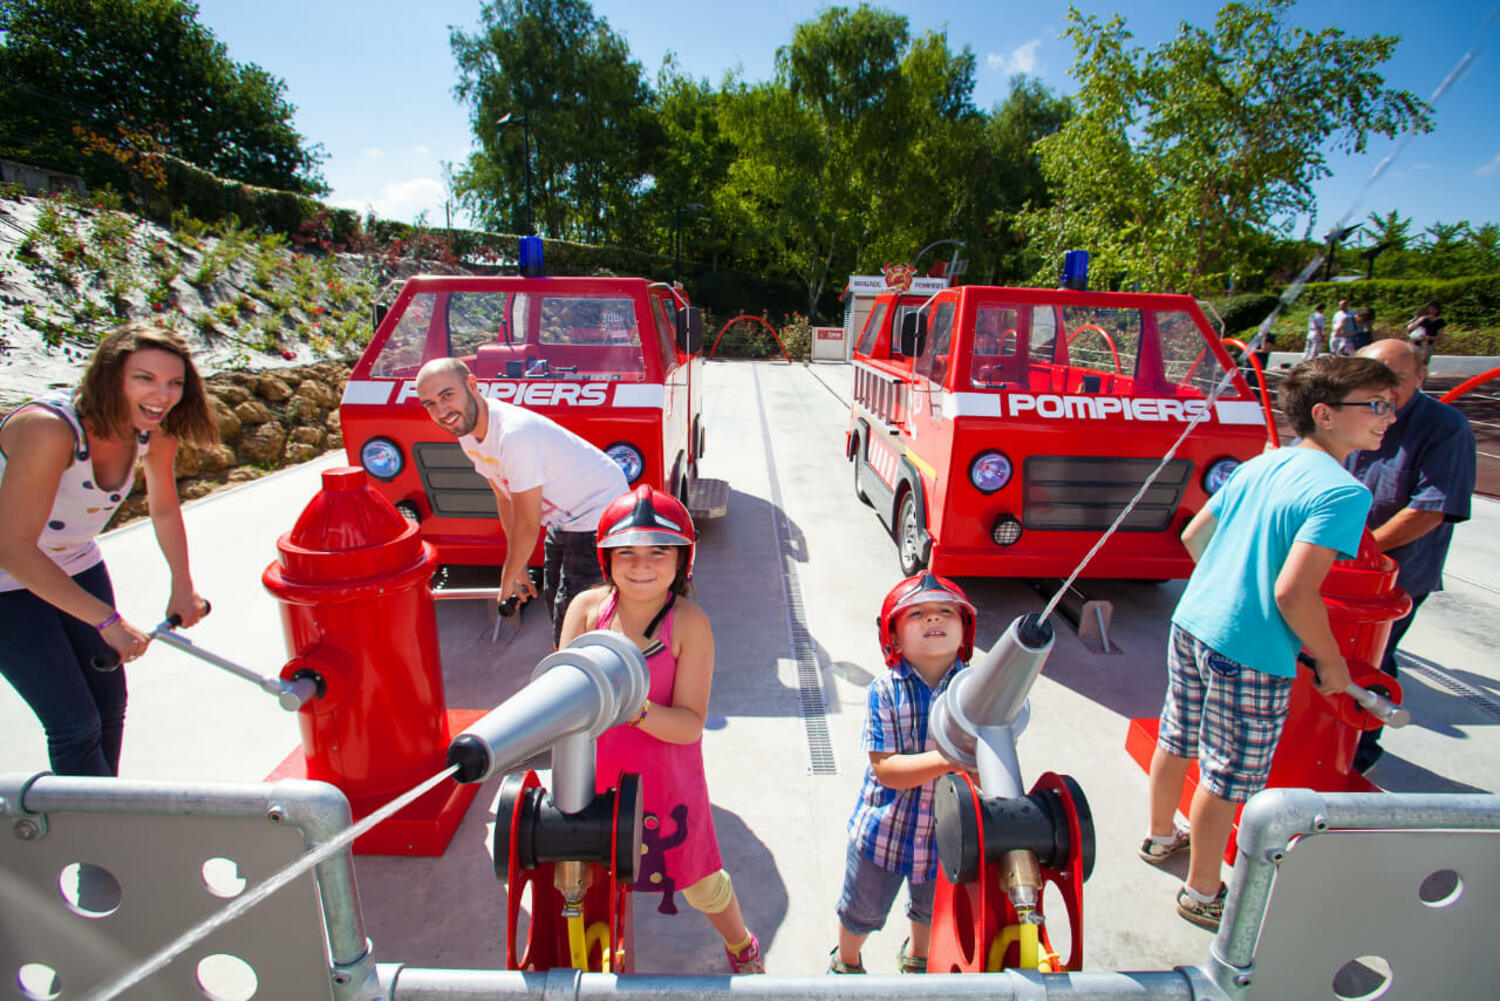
[446,631,649,811]
[929,612,1094,923]
[931,612,1055,797]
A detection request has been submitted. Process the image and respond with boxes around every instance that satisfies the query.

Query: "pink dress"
[592,592,723,915]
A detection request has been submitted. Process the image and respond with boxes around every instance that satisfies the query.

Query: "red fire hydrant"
[1127,530,1412,860]
[262,466,479,855]
[1267,531,1412,793]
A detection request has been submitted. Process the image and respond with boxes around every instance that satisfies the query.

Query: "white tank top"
[0,390,149,592]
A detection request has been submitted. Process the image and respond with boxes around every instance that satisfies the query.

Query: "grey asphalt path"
[3,359,1497,979]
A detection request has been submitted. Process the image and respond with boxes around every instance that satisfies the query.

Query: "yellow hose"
[987,922,1045,971]
[1017,921,1040,970]
[986,926,1020,971]
[566,912,588,969]
[585,921,612,972]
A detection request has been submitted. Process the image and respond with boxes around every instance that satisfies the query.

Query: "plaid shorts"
[1158,625,1294,803]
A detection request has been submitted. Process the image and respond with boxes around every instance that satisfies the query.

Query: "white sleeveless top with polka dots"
[0,390,149,592]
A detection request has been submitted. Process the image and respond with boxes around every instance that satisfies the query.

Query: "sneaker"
[1176,883,1227,931]
[897,937,927,974]
[727,933,765,974]
[827,947,865,974]
[1138,826,1191,865]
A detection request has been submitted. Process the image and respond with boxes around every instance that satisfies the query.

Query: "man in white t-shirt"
[1304,305,1327,360]
[415,358,627,645]
[1330,299,1355,355]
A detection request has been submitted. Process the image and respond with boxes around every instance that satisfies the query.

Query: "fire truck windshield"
[369,291,649,381]
[965,302,1243,399]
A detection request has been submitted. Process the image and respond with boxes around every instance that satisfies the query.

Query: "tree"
[980,76,1073,282]
[0,0,326,194]
[617,58,739,266]
[1022,0,1432,292]
[450,0,657,242]
[719,5,984,316]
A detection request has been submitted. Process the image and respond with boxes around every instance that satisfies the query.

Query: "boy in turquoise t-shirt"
[1141,355,1399,931]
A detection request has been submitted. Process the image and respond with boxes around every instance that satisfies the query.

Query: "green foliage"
[1266,274,1500,353]
[779,314,813,361]
[718,6,989,316]
[0,0,326,194]
[450,0,657,241]
[1024,0,1432,292]
[1207,293,1281,334]
[148,154,357,242]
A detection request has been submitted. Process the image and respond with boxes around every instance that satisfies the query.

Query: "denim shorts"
[836,840,936,936]
[1158,626,1293,803]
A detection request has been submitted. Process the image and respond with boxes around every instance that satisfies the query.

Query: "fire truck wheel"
[897,492,927,575]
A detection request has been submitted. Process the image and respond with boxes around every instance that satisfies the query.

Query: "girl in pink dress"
[559,485,764,974]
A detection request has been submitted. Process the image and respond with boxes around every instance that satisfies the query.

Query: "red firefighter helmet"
[877,572,976,668]
[596,485,697,579]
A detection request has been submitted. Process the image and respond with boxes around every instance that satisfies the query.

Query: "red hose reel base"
[928,771,1090,974]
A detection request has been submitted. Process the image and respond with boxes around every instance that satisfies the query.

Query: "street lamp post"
[496,112,534,236]
[674,203,704,282]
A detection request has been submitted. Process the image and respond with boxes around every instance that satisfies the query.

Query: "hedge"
[146,153,360,243]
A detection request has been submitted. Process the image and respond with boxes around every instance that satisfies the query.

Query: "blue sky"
[193,0,1500,244]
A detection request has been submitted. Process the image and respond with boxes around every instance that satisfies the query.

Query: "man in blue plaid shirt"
[830,573,974,975]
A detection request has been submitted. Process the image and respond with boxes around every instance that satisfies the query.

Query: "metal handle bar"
[1298,653,1410,728]
[92,605,318,711]
[430,586,520,614]
[91,602,214,673]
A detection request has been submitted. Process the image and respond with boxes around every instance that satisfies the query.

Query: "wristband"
[626,702,649,727]
[95,611,121,632]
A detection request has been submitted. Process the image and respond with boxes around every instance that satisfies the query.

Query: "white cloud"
[1476,153,1500,176]
[336,176,446,224]
[412,145,431,155]
[986,39,1042,77]
[362,147,385,159]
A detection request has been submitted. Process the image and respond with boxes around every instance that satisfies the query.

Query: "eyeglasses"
[1328,400,1396,415]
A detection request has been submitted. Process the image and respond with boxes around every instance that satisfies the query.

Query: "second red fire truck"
[847,265,1273,580]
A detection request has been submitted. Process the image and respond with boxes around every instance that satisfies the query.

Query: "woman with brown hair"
[0,323,217,775]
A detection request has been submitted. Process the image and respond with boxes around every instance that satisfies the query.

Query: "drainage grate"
[754,362,839,775]
[1399,655,1500,723]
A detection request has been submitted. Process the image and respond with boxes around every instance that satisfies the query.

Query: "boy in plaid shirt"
[830,573,975,975]
[1142,355,1399,931]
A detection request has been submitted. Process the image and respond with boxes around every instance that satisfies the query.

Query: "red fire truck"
[846,278,1273,580]
[340,271,716,570]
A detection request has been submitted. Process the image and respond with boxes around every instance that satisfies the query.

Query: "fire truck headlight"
[991,514,1023,546]
[1203,458,1240,495]
[969,450,1013,493]
[360,437,403,481]
[606,443,645,484]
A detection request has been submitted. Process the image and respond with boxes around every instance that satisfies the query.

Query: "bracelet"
[95,611,121,632]
[626,702,649,727]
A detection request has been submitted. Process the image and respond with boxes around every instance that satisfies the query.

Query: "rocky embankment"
[114,360,353,526]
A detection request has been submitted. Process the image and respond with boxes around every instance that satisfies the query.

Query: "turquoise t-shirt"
[1173,447,1371,678]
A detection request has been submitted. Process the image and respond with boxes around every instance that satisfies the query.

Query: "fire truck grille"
[1022,456,1193,532]
[413,442,497,518]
